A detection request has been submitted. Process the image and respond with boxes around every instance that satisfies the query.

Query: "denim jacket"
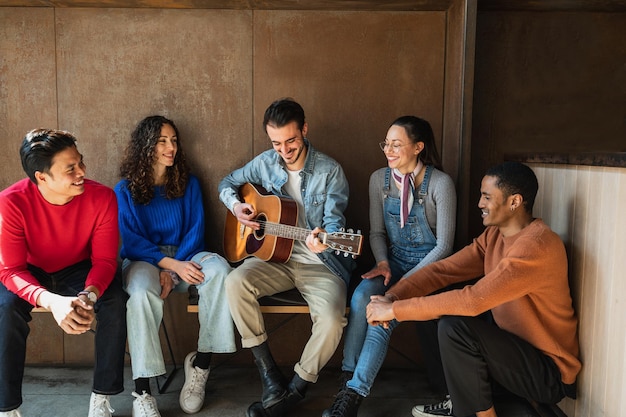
[218,139,355,283]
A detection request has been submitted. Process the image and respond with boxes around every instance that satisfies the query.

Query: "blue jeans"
[123,250,236,379]
[342,275,399,373]
[0,260,127,411]
[341,256,409,373]
[346,319,399,397]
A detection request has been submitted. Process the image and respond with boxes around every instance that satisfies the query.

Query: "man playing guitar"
[218,98,355,417]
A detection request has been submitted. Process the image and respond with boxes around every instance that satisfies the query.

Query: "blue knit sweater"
[115,175,205,266]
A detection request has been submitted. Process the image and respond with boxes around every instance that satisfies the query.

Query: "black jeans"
[0,260,128,411]
[434,315,567,417]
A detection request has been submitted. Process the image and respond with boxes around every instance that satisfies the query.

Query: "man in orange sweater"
[362,161,581,417]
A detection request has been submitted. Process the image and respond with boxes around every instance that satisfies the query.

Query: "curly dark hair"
[119,115,190,205]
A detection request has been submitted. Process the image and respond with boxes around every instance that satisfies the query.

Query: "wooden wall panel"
[0,7,58,187]
[530,163,626,417]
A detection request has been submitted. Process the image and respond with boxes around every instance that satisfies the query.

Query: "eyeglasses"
[378,141,411,153]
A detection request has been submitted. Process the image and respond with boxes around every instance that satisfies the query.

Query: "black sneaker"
[325,388,363,417]
[411,395,453,416]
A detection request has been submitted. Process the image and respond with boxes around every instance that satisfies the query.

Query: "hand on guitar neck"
[305,226,330,253]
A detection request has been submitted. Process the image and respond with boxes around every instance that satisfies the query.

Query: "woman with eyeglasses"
[115,115,236,417]
[323,116,457,416]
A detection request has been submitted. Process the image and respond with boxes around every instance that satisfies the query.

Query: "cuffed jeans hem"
[346,382,369,398]
[241,334,268,349]
[92,388,125,396]
[294,364,318,383]
[199,348,237,354]
[132,370,166,380]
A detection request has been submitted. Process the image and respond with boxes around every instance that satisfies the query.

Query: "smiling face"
[35,146,86,205]
[267,120,308,171]
[478,175,518,231]
[153,123,178,181]
[382,125,423,174]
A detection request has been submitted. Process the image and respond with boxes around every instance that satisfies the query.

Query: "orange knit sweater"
[387,219,581,384]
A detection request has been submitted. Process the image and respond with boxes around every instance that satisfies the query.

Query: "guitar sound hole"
[253,213,266,239]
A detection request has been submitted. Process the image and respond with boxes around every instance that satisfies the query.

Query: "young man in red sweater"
[328,161,581,417]
[0,129,127,417]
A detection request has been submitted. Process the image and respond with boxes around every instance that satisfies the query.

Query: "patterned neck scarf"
[392,160,423,228]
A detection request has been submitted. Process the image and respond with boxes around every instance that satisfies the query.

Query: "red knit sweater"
[387,219,581,384]
[0,178,119,306]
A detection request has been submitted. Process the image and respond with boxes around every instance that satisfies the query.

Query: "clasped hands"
[40,292,95,335]
[366,294,395,329]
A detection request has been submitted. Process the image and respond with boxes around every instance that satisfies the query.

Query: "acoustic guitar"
[223,183,363,263]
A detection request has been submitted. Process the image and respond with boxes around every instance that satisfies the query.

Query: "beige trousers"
[225,257,347,383]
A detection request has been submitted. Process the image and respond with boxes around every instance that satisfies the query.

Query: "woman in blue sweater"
[115,115,235,417]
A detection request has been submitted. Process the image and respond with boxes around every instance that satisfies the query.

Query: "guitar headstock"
[321,229,363,258]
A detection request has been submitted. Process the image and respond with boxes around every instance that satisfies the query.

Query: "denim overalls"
[384,164,437,278]
[342,165,437,396]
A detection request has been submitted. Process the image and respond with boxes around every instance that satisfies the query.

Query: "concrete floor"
[19,362,543,417]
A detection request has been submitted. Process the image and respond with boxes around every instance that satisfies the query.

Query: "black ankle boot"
[251,342,288,408]
[246,388,304,417]
[324,388,363,417]
[258,375,306,417]
[246,402,268,417]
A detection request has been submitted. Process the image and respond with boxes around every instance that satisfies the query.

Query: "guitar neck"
[261,220,362,257]
[263,221,317,242]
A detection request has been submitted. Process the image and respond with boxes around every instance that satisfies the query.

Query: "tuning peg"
[340,227,345,232]
[344,252,349,257]
[357,229,361,234]
[347,228,354,233]
[335,250,341,255]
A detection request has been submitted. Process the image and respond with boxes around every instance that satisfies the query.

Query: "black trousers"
[434,315,567,417]
[0,261,127,411]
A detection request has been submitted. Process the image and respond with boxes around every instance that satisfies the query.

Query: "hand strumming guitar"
[233,201,261,230]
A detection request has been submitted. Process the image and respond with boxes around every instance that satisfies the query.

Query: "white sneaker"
[412,395,453,416]
[132,391,161,417]
[88,393,114,417]
[179,351,210,414]
[0,409,22,417]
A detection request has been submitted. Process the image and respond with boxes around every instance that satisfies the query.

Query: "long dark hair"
[119,115,190,204]
[391,116,443,171]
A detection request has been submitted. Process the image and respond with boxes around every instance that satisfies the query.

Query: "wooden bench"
[186,287,348,315]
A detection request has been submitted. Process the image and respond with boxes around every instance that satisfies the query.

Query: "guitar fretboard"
[260,220,321,242]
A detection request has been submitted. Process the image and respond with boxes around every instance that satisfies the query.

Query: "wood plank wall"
[529,163,626,417]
